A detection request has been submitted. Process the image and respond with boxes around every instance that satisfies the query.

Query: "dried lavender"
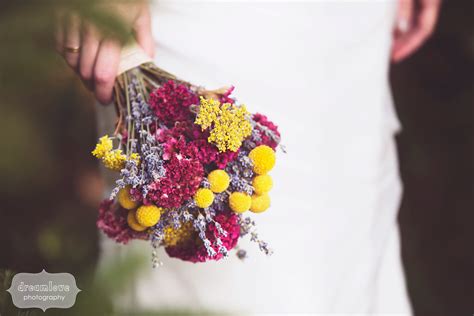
[212,191,229,212]
[214,237,229,257]
[236,248,248,260]
[226,152,254,194]
[110,158,141,199]
[239,216,256,237]
[137,134,166,197]
[229,176,253,195]
[193,213,216,257]
[250,118,281,144]
[200,177,210,189]
[109,74,167,200]
[239,216,273,256]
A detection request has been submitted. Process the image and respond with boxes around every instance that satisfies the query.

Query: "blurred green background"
[0,1,473,315]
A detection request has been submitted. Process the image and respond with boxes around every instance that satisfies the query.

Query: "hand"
[55,1,155,104]
[392,0,442,62]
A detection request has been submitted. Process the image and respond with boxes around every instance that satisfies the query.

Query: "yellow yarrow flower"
[194,97,221,129]
[102,149,127,171]
[92,135,140,171]
[92,135,113,159]
[164,222,194,246]
[195,97,252,152]
[130,152,140,165]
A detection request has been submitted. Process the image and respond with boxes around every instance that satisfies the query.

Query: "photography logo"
[6,269,81,312]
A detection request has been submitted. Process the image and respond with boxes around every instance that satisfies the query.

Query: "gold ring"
[64,46,80,53]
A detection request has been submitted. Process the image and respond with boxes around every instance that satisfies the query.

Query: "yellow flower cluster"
[194,169,231,209]
[127,210,147,232]
[248,145,276,175]
[121,186,162,232]
[229,192,252,213]
[92,135,113,159]
[92,135,139,171]
[163,222,194,246]
[229,145,276,214]
[252,174,273,195]
[102,150,127,171]
[250,193,270,213]
[195,97,252,152]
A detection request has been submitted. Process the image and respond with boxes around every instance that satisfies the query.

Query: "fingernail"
[397,18,410,33]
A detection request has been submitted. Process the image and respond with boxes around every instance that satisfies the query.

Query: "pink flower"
[157,121,238,168]
[253,113,280,150]
[190,138,239,169]
[165,212,240,263]
[149,81,199,126]
[147,154,204,208]
[219,86,236,104]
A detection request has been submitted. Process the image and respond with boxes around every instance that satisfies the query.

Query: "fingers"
[63,13,82,69]
[57,13,122,104]
[391,0,442,62]
[54,1,154,105]
[79,22,101,84]
[418,0,441,38]
[54,10,66,54]
[133,7,155,58]
[395,0,413,35]
[94,39,122,104]
[391,0,414,62]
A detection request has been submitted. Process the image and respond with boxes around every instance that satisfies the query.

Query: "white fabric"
[100,1,412,314]
[118,43,153,75]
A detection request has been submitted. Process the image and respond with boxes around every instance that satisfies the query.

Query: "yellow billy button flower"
[127,210,147,232]
[194,188,215,208]
[250,193,271,213]
[252,174,273,195]
[135,205,162,227]
[249,145,276,175]
[229,192,252,213]
[92,135,113,159]
[207,169,230,193]
[117,186,138,210]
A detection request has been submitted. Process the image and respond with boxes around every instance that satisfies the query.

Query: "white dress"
[99,1,412,314]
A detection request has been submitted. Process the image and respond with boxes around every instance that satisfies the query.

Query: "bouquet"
[92,45,281,266]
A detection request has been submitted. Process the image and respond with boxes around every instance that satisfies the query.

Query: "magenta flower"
[253,113,281,149]
[165,212,240,263]
[97,199,147,244]
[149,80,199,126]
